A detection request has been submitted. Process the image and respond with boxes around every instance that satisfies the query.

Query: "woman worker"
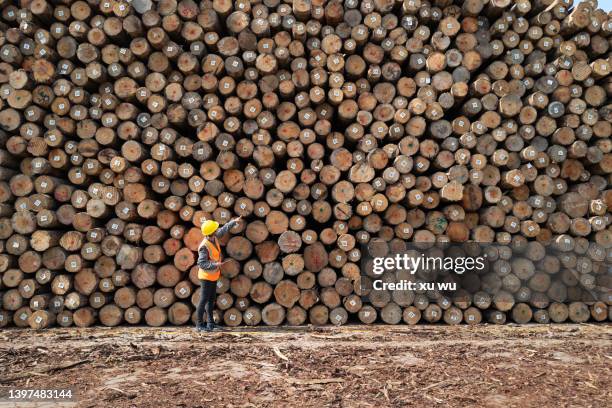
[196,217,241,332]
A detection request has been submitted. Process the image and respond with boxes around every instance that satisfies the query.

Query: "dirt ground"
[0,324,610,408]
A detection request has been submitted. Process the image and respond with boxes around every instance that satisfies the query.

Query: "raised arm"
[214,217,241,238]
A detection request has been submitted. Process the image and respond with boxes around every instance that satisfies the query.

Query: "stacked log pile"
[0,0,610,329]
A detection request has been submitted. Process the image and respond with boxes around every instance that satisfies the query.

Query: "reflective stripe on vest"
[198,238,222,281]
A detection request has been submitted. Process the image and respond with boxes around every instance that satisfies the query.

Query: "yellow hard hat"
[200,220,219,236]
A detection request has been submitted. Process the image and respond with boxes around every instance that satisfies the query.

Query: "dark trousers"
[196,280,217,325]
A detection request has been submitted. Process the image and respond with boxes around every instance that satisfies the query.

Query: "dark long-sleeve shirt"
[197,220,238,271]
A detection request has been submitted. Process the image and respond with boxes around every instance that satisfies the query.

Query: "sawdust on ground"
[0,324,610,407]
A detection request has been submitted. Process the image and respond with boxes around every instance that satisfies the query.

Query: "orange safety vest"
[198,238,222,281]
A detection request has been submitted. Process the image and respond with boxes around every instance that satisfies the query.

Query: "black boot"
[194,322,206,332]
[207,322,224,332]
